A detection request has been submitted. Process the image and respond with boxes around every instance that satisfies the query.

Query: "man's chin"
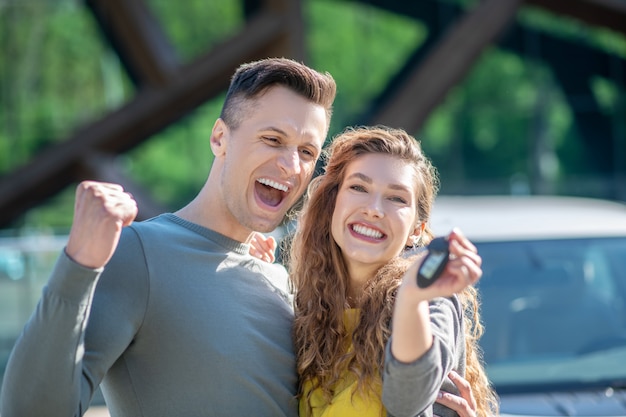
[247,215,284,234]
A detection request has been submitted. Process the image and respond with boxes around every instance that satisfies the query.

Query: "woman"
[252,125,498,417]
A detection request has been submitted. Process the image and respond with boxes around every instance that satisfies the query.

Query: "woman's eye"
[390,196,408,204]
[349,185,366,192]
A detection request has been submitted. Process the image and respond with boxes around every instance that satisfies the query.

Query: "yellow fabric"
[299,309,386,417]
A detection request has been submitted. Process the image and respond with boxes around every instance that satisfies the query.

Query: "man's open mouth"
[256,178,289,207]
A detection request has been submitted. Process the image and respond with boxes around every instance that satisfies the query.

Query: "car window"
[476,237,626,390]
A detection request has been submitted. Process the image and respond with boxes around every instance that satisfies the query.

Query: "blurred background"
[1,0,625,232]
[0,0,624,412]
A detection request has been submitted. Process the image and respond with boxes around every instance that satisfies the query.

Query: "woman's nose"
[363,195,384,218]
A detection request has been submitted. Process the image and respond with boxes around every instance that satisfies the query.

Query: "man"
[0,58,480,417]
[1,58,335,417]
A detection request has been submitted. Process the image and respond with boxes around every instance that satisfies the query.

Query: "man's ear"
[210,118,229,157]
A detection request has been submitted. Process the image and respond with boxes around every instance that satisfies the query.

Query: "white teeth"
[257,178,289,192]
[352,224,383,239]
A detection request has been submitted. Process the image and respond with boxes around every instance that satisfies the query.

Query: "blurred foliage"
[1,0,624,231]
[422,50,577,181]
[518,6,626,59]
[123,100,222,208]
[148,0,245,63]
[305,0,426,138]
[0,1,129,173]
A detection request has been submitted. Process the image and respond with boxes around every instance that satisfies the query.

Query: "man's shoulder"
[114,214,179,256]
[256,261,293,304]
[129,213,174,230]
[124,213,184,240]
[261,262,289,283]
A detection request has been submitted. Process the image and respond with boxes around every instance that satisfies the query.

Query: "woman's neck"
[346,263,379,307]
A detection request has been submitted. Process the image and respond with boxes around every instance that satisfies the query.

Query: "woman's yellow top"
[299,309,386,417]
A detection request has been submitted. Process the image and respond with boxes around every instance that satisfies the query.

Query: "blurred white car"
[430,195,626,416]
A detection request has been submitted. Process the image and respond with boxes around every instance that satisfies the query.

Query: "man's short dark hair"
[220,58,336,130]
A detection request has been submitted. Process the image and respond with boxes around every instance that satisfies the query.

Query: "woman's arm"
[383,229,482,417]
[390,229,481,362]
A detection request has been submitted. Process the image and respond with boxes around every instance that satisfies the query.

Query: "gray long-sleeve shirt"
[1,214,298,417]
[1,214,461,417]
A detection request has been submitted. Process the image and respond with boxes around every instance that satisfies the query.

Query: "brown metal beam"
[524,0,626,36]
[0,8,298,229]
[264,0,307,62]
[80,152,168,220]
[85,0,180,87]
[370,0,523,133]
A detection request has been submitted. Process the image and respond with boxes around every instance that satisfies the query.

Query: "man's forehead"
[251,89,328,134]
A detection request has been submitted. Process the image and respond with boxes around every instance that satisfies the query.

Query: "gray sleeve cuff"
[45,250,103,303]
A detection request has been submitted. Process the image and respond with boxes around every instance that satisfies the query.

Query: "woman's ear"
[210,118,228,157]
[406,222,426,247]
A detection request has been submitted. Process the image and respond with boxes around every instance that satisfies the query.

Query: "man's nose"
[278,148,301,176]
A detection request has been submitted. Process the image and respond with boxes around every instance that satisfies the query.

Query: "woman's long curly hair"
[287,125,499,417]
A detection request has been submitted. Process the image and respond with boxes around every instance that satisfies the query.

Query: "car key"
[416,236,450,288]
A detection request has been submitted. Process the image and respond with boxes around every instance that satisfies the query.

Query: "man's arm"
[0,181,138,417]
[1,254,103,416]
[66,181,138,268]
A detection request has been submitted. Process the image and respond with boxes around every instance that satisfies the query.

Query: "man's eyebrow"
[260,126,288,136]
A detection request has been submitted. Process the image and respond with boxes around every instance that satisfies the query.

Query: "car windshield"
[476,237,626,392]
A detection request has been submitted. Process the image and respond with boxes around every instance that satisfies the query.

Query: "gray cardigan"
[384,295,466,417]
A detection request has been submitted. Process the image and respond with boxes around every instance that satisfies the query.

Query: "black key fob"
[416,237,450,288]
